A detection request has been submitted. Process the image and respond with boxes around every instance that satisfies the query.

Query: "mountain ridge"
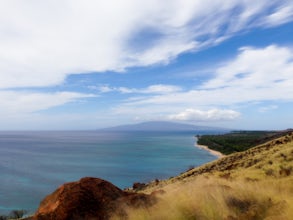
[101,121,229,132]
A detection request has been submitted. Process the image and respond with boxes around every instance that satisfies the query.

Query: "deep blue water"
[0,130,218,214]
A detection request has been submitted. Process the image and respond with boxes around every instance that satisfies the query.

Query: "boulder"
[34,177,155,220]
[132,182,146,190]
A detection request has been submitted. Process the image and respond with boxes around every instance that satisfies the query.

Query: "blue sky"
[0,0,293,130]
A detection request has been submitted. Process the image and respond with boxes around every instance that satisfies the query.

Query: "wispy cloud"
[258,105,278,113]
[0,91,94,114]
[201,45,293,91]
[112,45,293,121]
[263,3,293,26]
[91,84,182,94]
[123,45,293,107]
[1,1,292,89]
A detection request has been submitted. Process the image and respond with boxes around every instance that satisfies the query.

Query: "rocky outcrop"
[34,177,156,220]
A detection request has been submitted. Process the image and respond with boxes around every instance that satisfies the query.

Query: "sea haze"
[0,130,221,214]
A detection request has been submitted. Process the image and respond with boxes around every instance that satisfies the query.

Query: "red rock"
[34,177,155,220]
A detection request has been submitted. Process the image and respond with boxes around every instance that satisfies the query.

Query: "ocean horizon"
[0,130,219,214]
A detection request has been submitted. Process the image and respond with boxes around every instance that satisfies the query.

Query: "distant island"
[101,121,229,132]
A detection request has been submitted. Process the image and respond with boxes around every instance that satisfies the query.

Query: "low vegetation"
[0,210,28,220]
[115,132,293,220]
[197,129,292,154]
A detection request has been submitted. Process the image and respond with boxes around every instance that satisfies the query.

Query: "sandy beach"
[195,143,225,158]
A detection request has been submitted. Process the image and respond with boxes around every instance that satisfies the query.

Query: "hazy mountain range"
[101,121,229,132]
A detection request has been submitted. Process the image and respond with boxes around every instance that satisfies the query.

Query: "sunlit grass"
[113,175,293,220]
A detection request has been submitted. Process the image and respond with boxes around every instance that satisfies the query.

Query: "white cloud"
[258,105,278,113]
[0,91,94,114]
[263,3,293,26]
[123,45,293,107]
[94,84,182,94]
[113,45,293,121]
[202,45,293,90]
[169,108,240,121]
[0,0,293,89]
[144,85,182,94]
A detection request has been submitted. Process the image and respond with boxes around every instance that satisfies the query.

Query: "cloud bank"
[169,108,240,121]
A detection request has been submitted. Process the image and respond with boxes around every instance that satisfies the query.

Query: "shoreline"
[195,143,225,158]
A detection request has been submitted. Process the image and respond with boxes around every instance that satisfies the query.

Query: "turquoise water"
[0,131,217,214]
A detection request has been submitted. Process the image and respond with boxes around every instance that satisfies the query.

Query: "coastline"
[195,143,225,158]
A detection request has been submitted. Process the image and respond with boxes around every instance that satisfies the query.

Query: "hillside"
[176,130,292,182]
[122,131,293,220]
[22,131,293,220]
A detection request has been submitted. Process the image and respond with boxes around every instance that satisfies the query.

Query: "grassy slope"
[117,132,293,220]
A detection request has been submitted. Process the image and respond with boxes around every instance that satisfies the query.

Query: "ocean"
[0,130,218,214]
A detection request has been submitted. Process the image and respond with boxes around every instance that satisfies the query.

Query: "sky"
[0,0,293,130]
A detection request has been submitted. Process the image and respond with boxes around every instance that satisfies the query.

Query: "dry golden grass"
[113,133,293,220]
[114,175,293,220]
